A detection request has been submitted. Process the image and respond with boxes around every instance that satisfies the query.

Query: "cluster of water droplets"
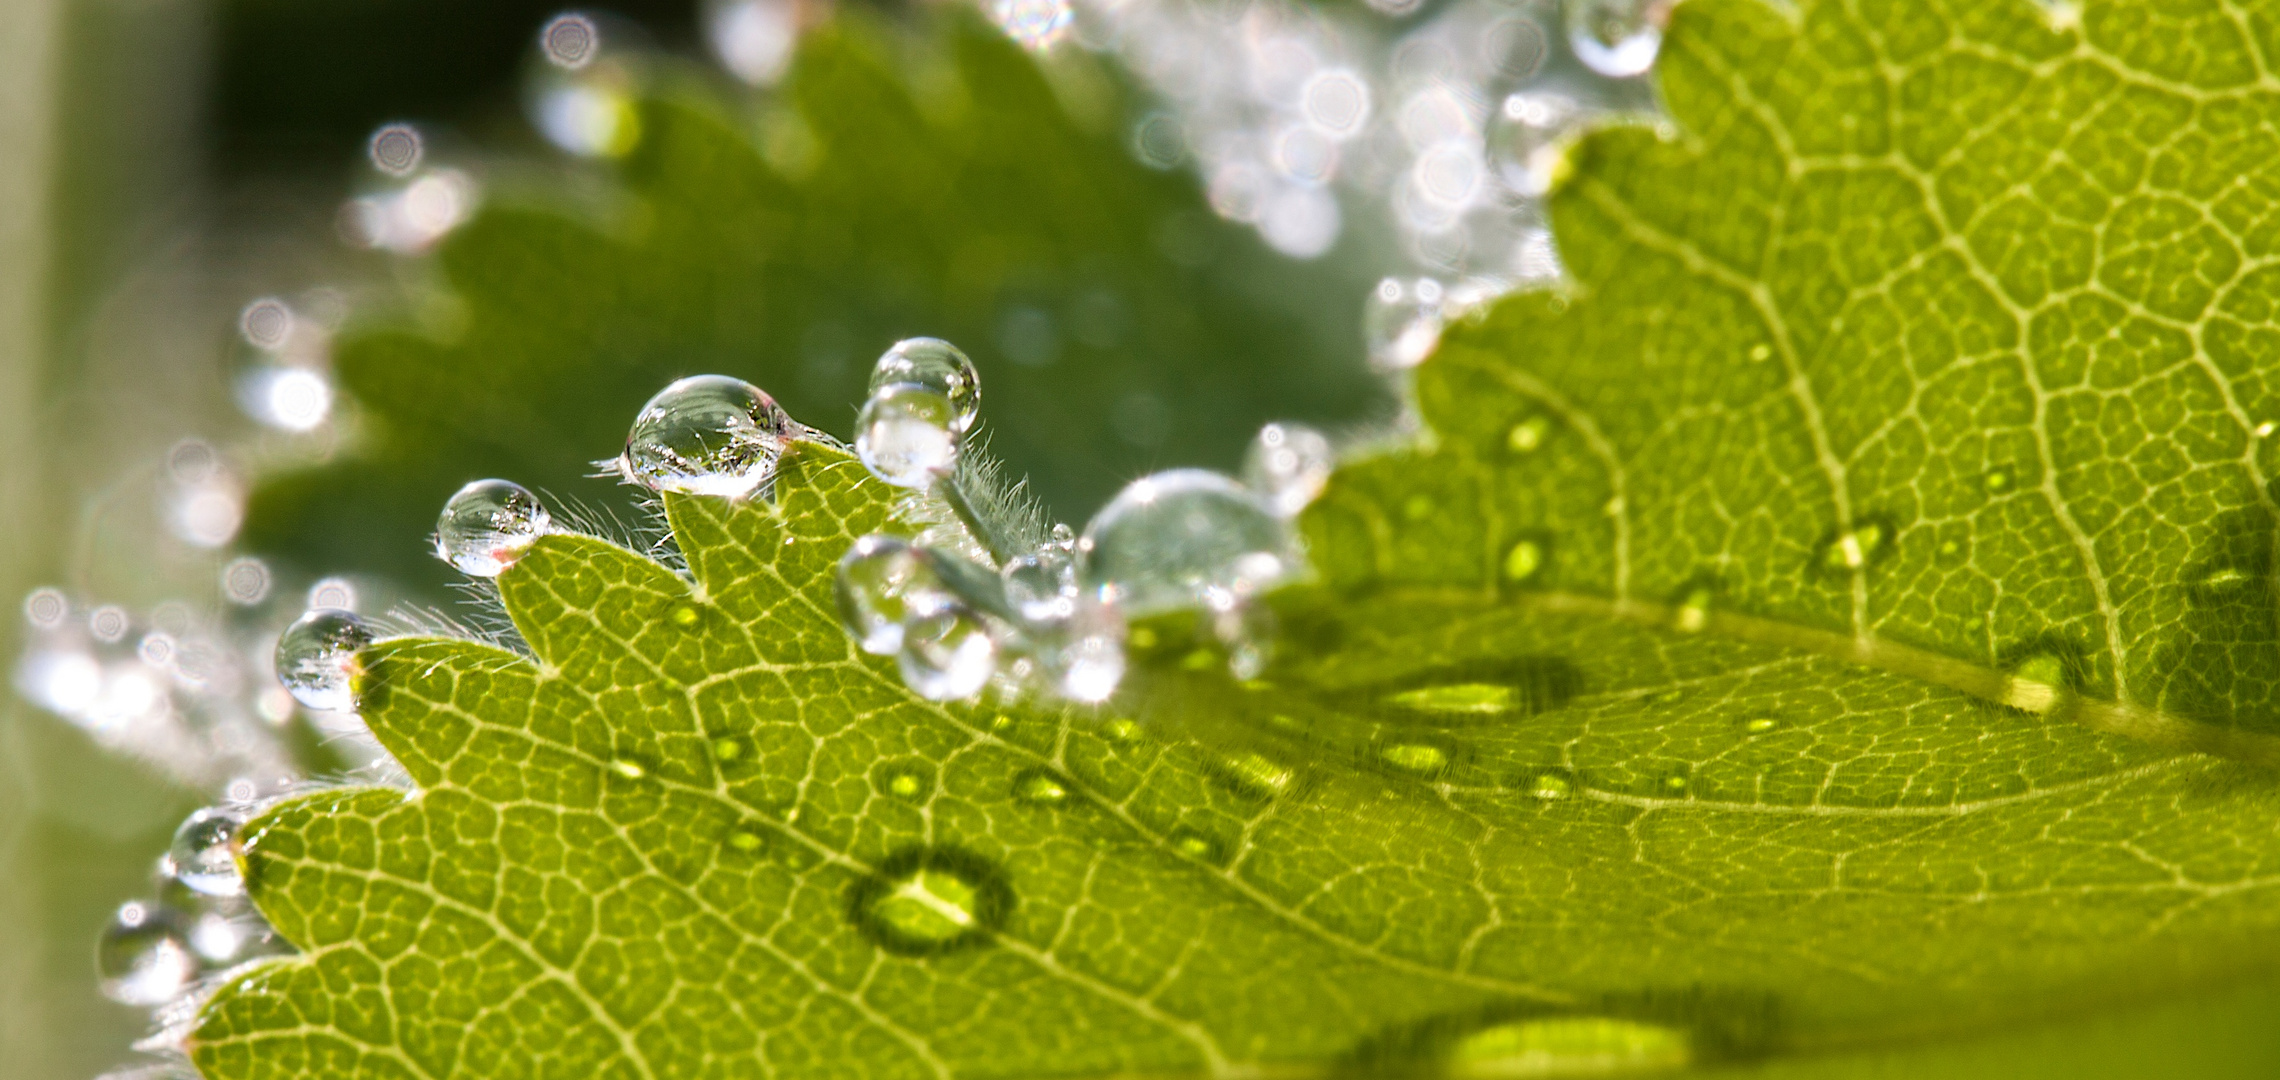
[826,339,1331,703]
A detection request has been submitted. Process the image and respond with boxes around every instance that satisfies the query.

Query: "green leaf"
[242,11,1380,594]
[193,0,2280,1076]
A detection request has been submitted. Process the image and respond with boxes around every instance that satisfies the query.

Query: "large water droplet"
[1566,0,1665,78]
[1080,470,1294,616]
[898,604,999,701]
[434,479,550,576]
[1448,1015,1690,1078]
[850,848,1009,956]
[616,375,795,499]
[855,383,963,488]
[274,609,374,712]
[870,338,980,434]
[97,901,196,1006]
[164,807,247,898]
[1243,422,1334,518]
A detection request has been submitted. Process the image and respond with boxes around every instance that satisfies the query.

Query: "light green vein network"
[193,0,2280,1076]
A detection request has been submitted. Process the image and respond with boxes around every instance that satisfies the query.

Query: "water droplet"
[898,604,999,701]
[870,338,980,434]
[1080,470,1294,616]
[727,828,765,853]
[1404,494,1435,521]
[1506,416,1550,453]
[1672,587,1711,633]
[1529,771,1573,800]
[434,479,550,576]
[877,763,932,800]
[1381,742,1450,776]
[1040,612,1127,703]
[22,586,67,629]
[1983,468,2014,493]
[1387,683,1515,715]
[1747,344,1772,362]
[1447,1015,1690,1078]
[1219,751,1294,798]
[1170,827,1225,863]
[274,609,374,712]
[1012,768,1070,805]
[89,605,129,643]
[97,901,196,1006]
[1743,717,1779,734]
[611,758,647,779]
[2259,420,2277,439]
[615,375,795,499]
[1662,773,1690,793]
[186,908,291,970]
[1365,277,1445,370]
[1820,522,1886,571]
[1104,718,1142,743]
[836,535,936,655]
[670,604,702,628]
[540,12,600,69]
[1001,549,1078,623]
[1242,422,1334,518]
[990,0,1074,50]
[2200,566,2254,596]
[367,123,423,177]
[711,737,745,761]
[2002,653,2067,714]
[850,848,1010,956]
[1505,540,1545,583]
[856,383,963,488]
[1567,0,1665,78]
[164,807,247,898]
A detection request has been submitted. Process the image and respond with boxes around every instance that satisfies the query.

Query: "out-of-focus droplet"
[23,587,67,629]
[90,606,130,643]
[97,901,196,1006]
[870,338,981,434]
[1243,422,1334,518]
[307,577,357,612]
[1301,69,1372,138]
[856,384,962,488]
[1260,186,1342,258]
[898,604,999,701]
[707,0,796,86]
[1035,596,1126,702]
[238,297,295,350]
[1482,15,1550,80]
[1012,769,1069,805]
[536,82,640,158]
[16,648,101,716]
[274,609,374,712]
[221,558,271,606]
[1080,470,1294,616]
[1448,1015,1690,1078]
[1366,277,1445,370]
[616,375,795,499]
[1490,92,1586,197]
[1132,112,1186,169]
[367,123,424,177]
[186,909,291,970]
[1001,548,1078,623]
[163,807,246,898]
[1414,139,1487,209]
[434,480,550,577]
[541,12,601,69]
[242,367,332,432]
[1566,0,1666,78]
[836,535,944,656]
[990,0,1073,50]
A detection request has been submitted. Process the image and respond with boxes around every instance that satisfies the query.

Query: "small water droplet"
[1567,0,1665,77]
[434,479,550,576]
[855,383,963,488]
[274,609,374,712]
[1001,549,1078,623]
[1219,751,1294,798]
[1170,827,1225,863]
[1529,771,1573,800]
[164,807,247,898]
[836,535,938,656]
[1672,587,1711,633]
[1820,522,1886,571]
[1381,742,1449,776]
[615,375,795,499]
[1662,773,1689,793]
[1939,539,1961,557]
[1403,494,1435,521]
[850,847,1009,956]
[727,828,765,853]
[1365,277,1446,371]
[2200,566,2254,595]
[670,604,701,628]
[712,737,745,761]
[1448,1015,1690,1078]
[898,604,999,701]
[1743,717,1779,734]
[870,338,980,433]
[1041,609,1127,703]
[1983,468,2014,494]
[877,763,932,800]
[97,901,196,1006]
[1747,344,1772,362]
[1104,718,1142,743]
[1387,683,1514,715]
[611,758,647,779]
[185,908,291,969]
[1080,470,1294,616]
[2002,653,2067,714]
[2259,420,2277,439]
[1504,540,1544,583]
[1506,416,1550,453]
[1012,768,1070,805]
[1242,422,1334,518]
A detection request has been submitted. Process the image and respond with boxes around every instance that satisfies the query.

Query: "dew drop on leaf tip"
[274,608,375,712]
[613,375,794,499]
[164,806,248,898]
[434,479,550,576]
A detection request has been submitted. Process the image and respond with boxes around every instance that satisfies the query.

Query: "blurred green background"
[8,2,2280,1078]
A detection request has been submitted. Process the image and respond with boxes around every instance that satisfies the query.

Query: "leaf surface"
[197,0,2280,1076]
